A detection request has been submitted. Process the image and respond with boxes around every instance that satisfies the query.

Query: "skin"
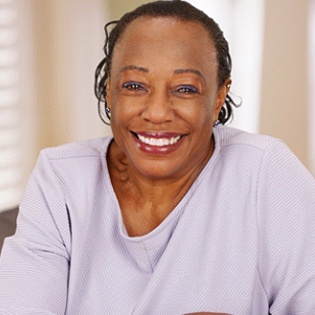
[106,17,231,236]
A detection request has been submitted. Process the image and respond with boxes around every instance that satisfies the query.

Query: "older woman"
[0,1,315,314]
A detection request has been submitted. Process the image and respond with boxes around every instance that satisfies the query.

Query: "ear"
[105,78,111,109]
[213,78,232,123]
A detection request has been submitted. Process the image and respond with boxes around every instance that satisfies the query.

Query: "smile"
[137,134,181,146]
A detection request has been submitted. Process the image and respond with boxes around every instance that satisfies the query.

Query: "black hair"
[94,0,239,125]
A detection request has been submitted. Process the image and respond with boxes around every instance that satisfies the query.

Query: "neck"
[106,139,213,236]
[108,138,213,196]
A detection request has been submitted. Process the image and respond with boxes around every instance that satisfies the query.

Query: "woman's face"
[107,17,229,180]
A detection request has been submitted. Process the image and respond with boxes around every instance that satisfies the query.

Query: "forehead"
[117,16,213,47]
[111,16,217,72]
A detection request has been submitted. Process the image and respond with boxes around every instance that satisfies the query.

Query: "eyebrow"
[119,65,206,83]
[119,65,149,73]
[174,68,206,83]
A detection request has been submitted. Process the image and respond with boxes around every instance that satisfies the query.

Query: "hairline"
[110,15,218,84]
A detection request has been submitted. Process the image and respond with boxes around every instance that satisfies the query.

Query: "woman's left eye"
[176,85,199,94]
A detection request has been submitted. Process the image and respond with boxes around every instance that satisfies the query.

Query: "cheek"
[180,99,214,127]
[110,95,141,128]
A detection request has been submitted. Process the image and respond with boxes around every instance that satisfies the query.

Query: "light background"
[0,0,314,210]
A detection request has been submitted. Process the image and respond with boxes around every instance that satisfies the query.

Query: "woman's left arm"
[256,140,315,314]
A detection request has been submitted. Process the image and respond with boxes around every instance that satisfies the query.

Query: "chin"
[133,159,183,180]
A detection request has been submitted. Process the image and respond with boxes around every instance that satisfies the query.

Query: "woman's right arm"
[0,151,70,314]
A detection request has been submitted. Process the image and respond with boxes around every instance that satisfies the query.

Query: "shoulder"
[40,137,112,161]
[213,125,306,171]
[30,137,113,191]
[213,126,291,173]
[214,125,282,152]
[212,126,314,188]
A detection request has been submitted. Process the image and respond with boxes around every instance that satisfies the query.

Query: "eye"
[175,85,199,95]
[122,82,145,91]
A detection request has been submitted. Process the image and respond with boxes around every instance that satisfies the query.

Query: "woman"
[0,1,315,314]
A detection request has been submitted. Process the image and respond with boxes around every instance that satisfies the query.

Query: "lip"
[131,131,186,154]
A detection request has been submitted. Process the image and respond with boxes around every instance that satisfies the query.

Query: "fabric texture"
[0,126,315,315]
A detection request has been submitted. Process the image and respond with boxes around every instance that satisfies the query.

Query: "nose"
[141,89,174,123]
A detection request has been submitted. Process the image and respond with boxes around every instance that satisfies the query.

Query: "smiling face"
[106,17,229,180]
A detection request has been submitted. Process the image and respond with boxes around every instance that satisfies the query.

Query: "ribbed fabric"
[0,126,314,315]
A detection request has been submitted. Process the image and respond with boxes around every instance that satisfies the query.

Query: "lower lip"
[133,135,183,155]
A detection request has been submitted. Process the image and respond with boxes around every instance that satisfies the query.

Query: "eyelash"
[122,82,199,95]
[176,85,199,94]
[122,82,144,91]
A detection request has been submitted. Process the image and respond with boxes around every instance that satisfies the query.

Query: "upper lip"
[131,131,186,138]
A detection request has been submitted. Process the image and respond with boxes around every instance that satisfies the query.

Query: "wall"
[1,0,314,211]
[260,0,311,169]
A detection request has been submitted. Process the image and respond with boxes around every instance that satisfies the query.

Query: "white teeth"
[137,135,181,146]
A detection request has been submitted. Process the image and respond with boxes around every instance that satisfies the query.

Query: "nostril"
[141,102,175,123]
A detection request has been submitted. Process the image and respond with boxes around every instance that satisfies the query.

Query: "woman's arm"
[0,151,70,314]
[257,141,315,313]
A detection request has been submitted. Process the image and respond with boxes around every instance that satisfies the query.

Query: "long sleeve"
[256,140,315,314]
[1,131,314,314]
[0,150,71,314]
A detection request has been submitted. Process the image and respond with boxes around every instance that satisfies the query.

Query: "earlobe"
[225,78,232,94]
[223,78,232,96]
[105,80,111,109]
[213,79,232,123]
[219,79,232,105]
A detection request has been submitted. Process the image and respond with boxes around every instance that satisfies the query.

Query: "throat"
[122,203,170,236]
[106,139,213,236]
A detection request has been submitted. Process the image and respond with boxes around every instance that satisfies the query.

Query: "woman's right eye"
[122,82,145,91]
